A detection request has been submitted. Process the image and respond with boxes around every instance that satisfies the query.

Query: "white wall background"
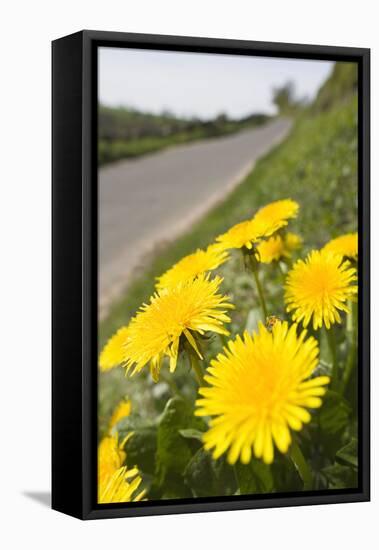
[0,1,376,548]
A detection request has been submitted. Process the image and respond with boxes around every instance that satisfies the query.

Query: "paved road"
[99,118,292,316]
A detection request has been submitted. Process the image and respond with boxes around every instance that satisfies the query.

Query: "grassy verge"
[100,96,357,345]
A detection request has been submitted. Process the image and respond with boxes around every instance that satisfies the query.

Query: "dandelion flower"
[98,466,146,504]
[216,217,282,251]
[285,249,358,330]
[99,326,129,371]
[257,235,285,263]
[124,274,233,380]
[216,220,257,250]
[196,321,329,465]
[98,435,127,485]
[98,435,145,504]
[109,399,132,430]
[257,232,302,264]
[285,232,303,252]
[254,198,299,228]
[156,244,228,290]
[216,199,299,251]
[323,232,358,260]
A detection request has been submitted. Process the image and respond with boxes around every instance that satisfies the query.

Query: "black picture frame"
[52,30,370,520]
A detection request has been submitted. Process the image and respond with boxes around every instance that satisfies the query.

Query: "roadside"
[99,118,292,318]
[100,95,357,346]
[99,105,270,165]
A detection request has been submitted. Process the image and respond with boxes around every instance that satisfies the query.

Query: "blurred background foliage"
[99,105,270,165]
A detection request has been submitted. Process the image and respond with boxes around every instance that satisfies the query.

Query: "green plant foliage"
[116,413,157,475]
[336,438,358,468]
[322,462,357,489]
[317,390,352,460]
[235,459,274,494]
[179,428,205,442]
[270,456,303,492]
[184,450,237,497]
[313,62,358,113]
[154,397,206,498]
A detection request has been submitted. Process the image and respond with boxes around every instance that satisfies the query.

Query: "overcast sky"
[99,47,334,120]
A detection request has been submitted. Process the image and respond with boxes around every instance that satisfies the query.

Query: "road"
[99,118,292,316]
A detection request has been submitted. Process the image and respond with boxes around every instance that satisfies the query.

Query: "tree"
[272,81,301,114]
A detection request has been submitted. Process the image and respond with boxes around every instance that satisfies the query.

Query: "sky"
[99,47,334,120]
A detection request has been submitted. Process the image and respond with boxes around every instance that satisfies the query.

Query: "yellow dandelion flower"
[215,219,255,250]
[98,435,126,485]
[156,244,228,290]
[285,249,358,330]
[285,232,303,252]
[254,198,299,227]
[216,217,281,251]
[215,199,299,251]
[257,235,285,263]
[109,399,132,430]
[257,232,302,264]
[124,274,233,380]
[323,232,358,260]
[195,321,329,465]
[99,326,129,372]
[98,435,145,504]
[98,466,146,504]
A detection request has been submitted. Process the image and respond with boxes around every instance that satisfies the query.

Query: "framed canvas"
[52,30,370,520]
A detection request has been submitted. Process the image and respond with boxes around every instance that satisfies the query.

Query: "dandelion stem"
[232,465,241,495]
[249,256,268,320]
[342,301,357,394]
[325,326,338,388]
[218,333,228,348]
[346,299,354,334]
[289,439,313,490]
[190,353,204,385]
[277,261,286,284]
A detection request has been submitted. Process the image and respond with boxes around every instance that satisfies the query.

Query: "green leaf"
[155,396,206,496]
[116,412,152,435]
[321,439,358,490]
[123,426,157,475]
[301,390,352,463]
[289,440,313,490]
[184,448,237,497]
[110,412,159,495]
[115,412,158,478]
[270,455,303,492]
[319,390,351,436]
[179,428,204,442]
[235,459,273,494]
[336,438,358,468]
[322,462,358,489]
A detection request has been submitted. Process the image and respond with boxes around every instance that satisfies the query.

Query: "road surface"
[99,118,292,317]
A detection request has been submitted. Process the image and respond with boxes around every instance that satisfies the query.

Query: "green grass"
[312,62,358,113]
[100,95,358,346]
